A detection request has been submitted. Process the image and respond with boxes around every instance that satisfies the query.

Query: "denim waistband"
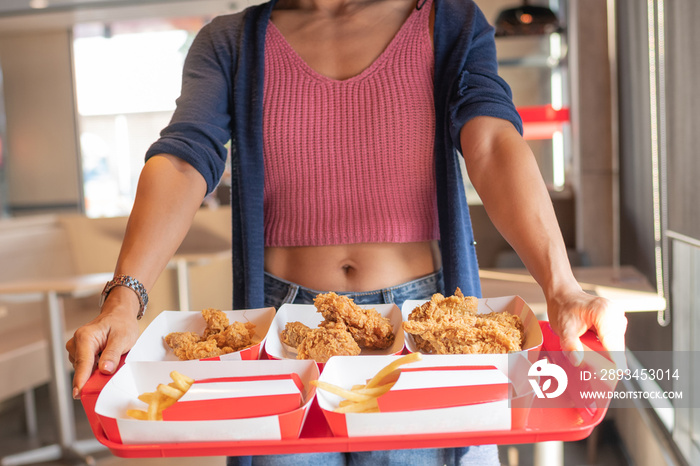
[263,269,444,310]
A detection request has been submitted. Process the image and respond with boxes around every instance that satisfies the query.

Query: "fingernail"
[101,360,115,373]
[567,350,583,367]
[72,387,80,400]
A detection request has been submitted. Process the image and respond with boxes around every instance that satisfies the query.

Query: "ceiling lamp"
[494,0,562,37]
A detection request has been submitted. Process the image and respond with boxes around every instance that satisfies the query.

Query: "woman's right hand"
[66,287,141,399]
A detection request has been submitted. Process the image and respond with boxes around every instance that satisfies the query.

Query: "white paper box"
[95,360,318,444]
[401,295,543,355]
[126,308,275,362]
[264,303,405,363]
[162,374,304,421]
[316,355,517,437]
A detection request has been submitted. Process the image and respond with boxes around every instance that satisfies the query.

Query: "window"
[73,18,208,217]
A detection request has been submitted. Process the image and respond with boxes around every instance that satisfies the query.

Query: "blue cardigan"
[146,0,523,309]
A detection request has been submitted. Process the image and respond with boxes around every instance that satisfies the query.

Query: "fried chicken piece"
[296,321,361,363]
[280,321,311,348]
[201,308,230,338]
[402,288,525,354]
[164,333,230,360]
[207,321,256,351]
[313,292,395,350]
[164,331,202,356]
[407,287,479,323]
[183,338,231,359]
[402,311,524,354]
[165,309,257,360]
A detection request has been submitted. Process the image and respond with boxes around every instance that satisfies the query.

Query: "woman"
[67,0,627,464]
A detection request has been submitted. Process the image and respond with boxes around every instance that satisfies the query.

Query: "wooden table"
[0,273,111,466]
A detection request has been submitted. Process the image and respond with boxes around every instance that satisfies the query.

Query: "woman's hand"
[66,287,141,399]
[545,288,628,365]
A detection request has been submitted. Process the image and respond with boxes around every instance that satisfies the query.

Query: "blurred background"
[0,1,698,465]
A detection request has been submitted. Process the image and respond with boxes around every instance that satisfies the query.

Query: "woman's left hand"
[546,289,628,366]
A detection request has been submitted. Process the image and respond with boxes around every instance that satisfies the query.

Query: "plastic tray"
[80,322,612,458]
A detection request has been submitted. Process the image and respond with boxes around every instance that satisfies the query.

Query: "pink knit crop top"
[262,0,437,247]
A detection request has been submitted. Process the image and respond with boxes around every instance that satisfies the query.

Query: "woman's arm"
[66,154,207,398]
[460,116,627,362]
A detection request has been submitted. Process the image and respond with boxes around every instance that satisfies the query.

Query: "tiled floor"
[0,384,629,466]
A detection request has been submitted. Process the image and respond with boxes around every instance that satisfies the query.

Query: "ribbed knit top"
[262,0,437,247]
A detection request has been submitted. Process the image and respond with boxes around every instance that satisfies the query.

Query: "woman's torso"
[264,0,439,292]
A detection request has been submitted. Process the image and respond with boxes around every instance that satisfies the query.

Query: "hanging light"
[494,0,562,37]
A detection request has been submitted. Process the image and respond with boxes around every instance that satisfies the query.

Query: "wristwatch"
[99,274,149,320]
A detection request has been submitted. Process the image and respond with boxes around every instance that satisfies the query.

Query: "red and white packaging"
[94,360,318,444]
[161,373,304,421]
[264,303,405,364]
[401,295,543,356]
[317,355,521,437]
[126,307,275,362]
[375,366,509,412]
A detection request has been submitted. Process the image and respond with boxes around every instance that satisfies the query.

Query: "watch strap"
[99,274,149,320]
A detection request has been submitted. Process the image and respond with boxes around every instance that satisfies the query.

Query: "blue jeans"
[227,270,499,466]
[262,269,445,310]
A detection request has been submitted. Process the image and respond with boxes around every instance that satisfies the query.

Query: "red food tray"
[80,322,611,458]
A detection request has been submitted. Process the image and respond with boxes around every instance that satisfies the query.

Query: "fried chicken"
[201,308,230,338]
[206,321,256,351]
[314,292,395,350]
[295,321,361,363]
[164,334,232,360]
[280,321,311,348]
[163,331,202,356]
[407,288,479,323]
[402,289,525,354]
[164,309,257,360]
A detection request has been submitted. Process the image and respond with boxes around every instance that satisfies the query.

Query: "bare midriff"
[264,241,441,292]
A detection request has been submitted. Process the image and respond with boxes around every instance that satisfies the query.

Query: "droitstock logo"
[528,359,568,399]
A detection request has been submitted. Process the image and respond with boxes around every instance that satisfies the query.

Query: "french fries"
[311,352,422,413]
[126,370,195,421]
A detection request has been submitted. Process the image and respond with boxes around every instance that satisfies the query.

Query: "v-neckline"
[266,6,421,83]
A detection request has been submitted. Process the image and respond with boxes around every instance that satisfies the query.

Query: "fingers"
[557,322,585,367]
[555,295,628,370]
[594,300,628,353]
[98,337,129,375]
[592,300,628,371]
[68,331,99,399]
[549,293,626,367]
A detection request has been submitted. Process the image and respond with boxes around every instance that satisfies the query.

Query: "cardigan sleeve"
[145,16,237,194]
[447,3,523,154]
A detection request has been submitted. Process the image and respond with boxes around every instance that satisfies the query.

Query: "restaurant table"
[0,273,111,466]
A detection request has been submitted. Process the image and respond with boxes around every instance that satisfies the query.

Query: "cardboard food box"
[126,308,275,362]
[316,355,536,437]
[264,303,405,365]
[161,373,304,421]
[94,360,318,444]
[401,295,543,356]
